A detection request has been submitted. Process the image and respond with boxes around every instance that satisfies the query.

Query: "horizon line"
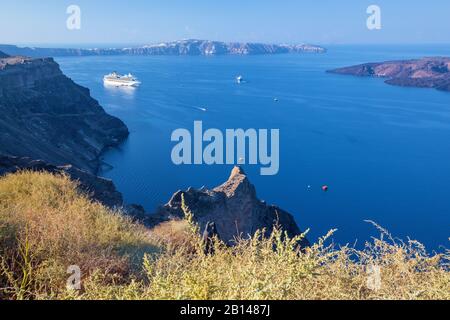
[3,41,450,49]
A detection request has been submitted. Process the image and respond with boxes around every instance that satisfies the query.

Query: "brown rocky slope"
[328,57,450,92]
[0,54,129,173]
[0,155,123,208]
[150,167,310,247]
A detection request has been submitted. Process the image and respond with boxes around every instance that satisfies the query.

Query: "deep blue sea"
[57,45,450,250]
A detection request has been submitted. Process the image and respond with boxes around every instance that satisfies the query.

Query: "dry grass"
[148,220,193,252]
[1,171,449,300]
[0,171,157,299]
[76,228,449,300]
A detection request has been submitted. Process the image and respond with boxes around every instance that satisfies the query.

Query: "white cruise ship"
[103,72,141,87]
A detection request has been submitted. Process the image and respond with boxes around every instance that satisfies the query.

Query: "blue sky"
[1,0,449,46]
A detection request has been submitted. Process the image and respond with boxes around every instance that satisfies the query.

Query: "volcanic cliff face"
[0,40,326,57]
[328,57,450,92]
[152,167,309,247]
[0,55,129,173]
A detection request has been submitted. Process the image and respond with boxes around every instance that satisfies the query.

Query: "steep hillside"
[0,55,129,173]
[329,57,450,92]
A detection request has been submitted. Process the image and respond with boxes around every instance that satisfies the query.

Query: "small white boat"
[103,72,141,87]
[236,75,244,83]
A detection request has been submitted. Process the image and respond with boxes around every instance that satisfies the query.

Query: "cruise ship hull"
[103,78,141,87]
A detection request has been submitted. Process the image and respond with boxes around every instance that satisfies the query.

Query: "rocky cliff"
[0,155,123,208]
[0,40,326,57]
[328,57,450,92]
[0,55,129,173]
[151,167,309,247]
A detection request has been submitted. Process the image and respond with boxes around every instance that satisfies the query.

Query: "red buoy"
[322,185,329,192]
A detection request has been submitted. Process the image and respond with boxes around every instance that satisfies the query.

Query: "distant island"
[328,57,450,92]
[0,39,326,58]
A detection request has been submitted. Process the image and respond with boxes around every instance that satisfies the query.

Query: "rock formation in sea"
[0,40,326,58]
[150,166,310,247]
[328,57,450,92]
[0,54,129,173]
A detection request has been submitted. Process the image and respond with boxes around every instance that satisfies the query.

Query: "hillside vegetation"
[0,171,448,300]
